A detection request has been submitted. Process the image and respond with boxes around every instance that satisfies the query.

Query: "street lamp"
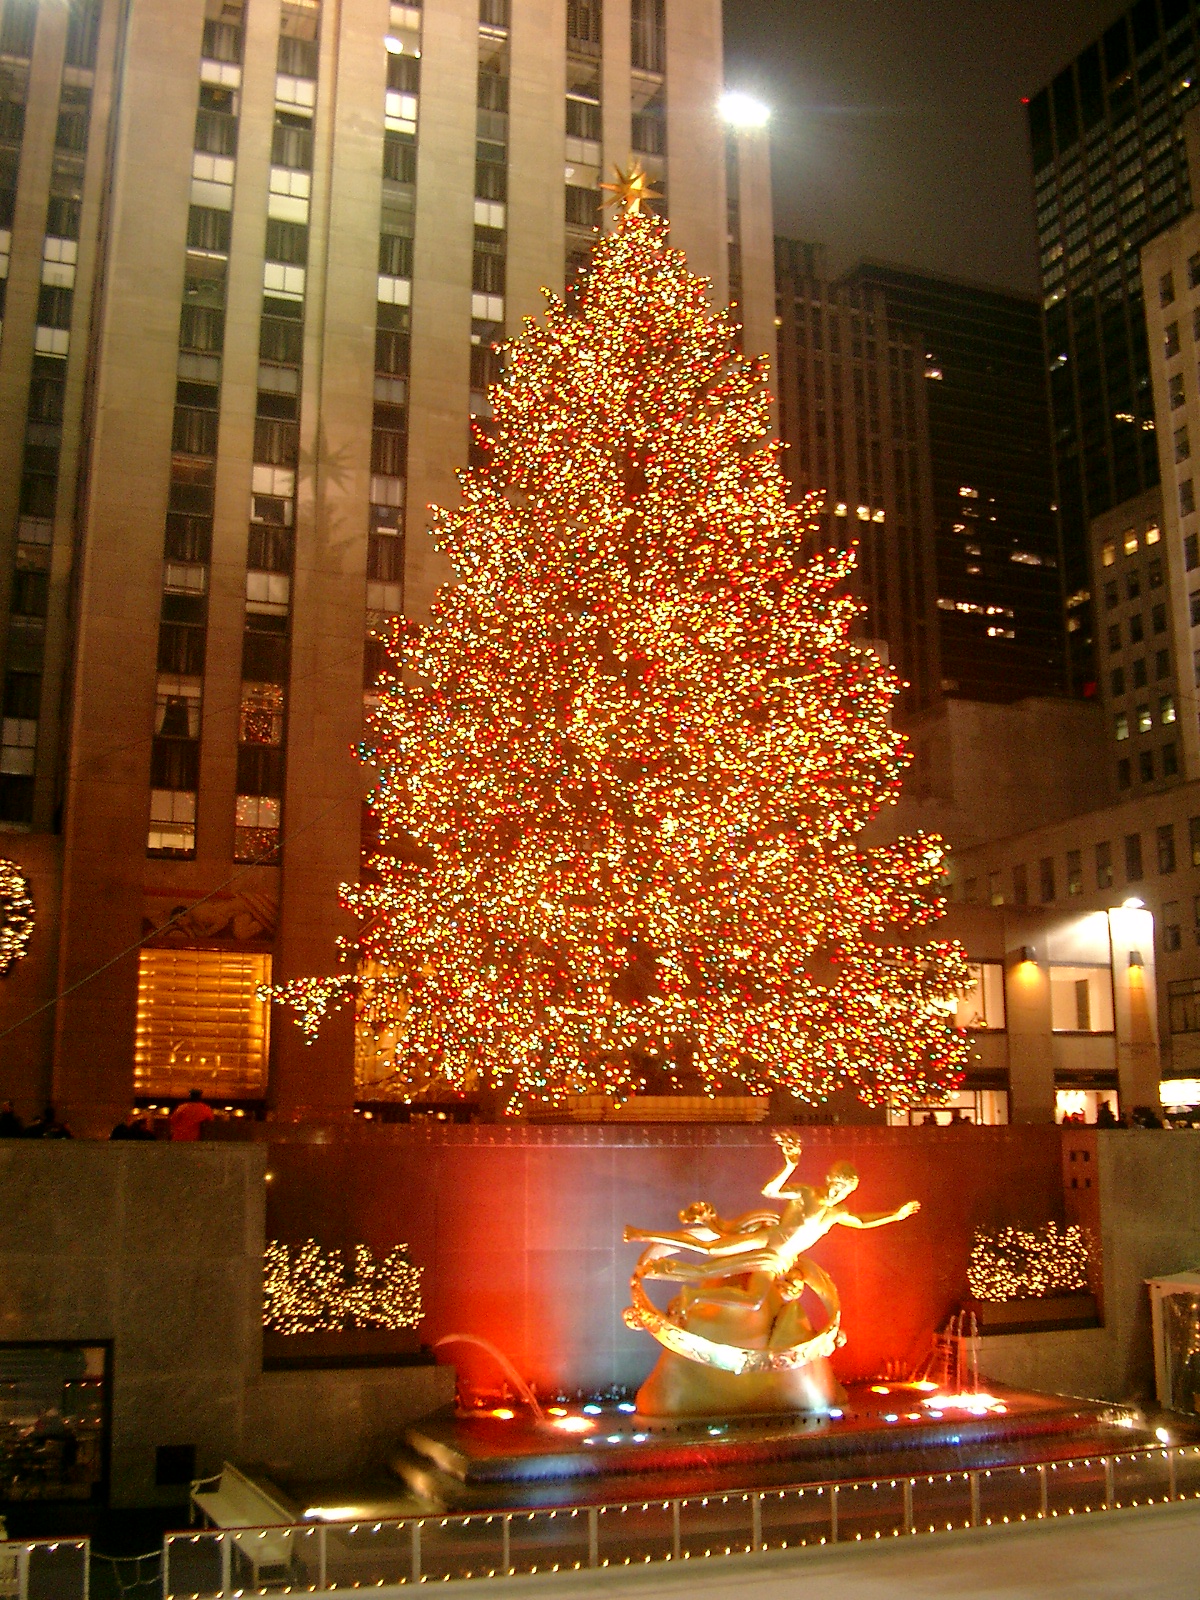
[719,91,770,130]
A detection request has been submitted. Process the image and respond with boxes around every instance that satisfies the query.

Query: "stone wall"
[0,1142,264,1507]
[980,1130,1200,1403]
[0,1143,450,1507]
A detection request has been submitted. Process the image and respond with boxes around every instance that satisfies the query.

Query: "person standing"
[170,1088,214,1142]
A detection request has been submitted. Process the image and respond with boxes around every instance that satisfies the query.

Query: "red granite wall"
[264,1124,1067,1394]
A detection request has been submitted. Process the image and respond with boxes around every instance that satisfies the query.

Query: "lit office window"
[134,948,271,1099]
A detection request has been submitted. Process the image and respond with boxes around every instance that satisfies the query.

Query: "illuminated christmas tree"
[276,175,972,1113]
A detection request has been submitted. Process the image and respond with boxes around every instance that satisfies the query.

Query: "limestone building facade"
[0,0,772,1130]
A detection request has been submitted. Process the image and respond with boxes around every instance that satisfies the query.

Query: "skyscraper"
[774,240,940,713]
[1026,0,1200,691]
[775,246,1063,708]
[0,0,769,1131]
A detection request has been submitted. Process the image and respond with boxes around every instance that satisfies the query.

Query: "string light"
[0,858,34,976]
[268,202,973,1114]
[967,1222,1089,1303]
[263,1239,423,1334]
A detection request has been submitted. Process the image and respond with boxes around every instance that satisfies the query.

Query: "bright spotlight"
[719,91,770,129]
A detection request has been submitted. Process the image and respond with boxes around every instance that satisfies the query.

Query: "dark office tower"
[775,240,941,713]
[777,243,1065,707]
[1026,0,1200,694]
[847,265,1065,706]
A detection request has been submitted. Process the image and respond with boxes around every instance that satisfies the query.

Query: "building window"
[1139,749,1155,783]
[1133,657,1147,689]
[1167,322,1183,360]
[1170,373,1186,409]
[1137,703,1152,733]
[1152,602,1166,632]
[955,963,1005,1031]
[1170,977,1200,1033]
[1163,901,1182,952]
[1012,862,1028,906]
[1149,558,1164,588]
[1188,532,1200,570]
[1117,757,1131,789]
[1111,666,1125,697]
[1130,612,1144,642]
[133,948,271,1099]
[566,0,602,53]
[1161,694,1177,724]
[147,788,196,857]
[1115,711,1129,740]
[963,876,978,903]
[1177,424,1191,462]
[1156,649,1170,679]
[1123,526,1139,555]
[1107,622,1121,652]
[1165,741,1180,777]
[1066,849,1083,895]
[1050,966,1114,1033]
[1101,539,1117,567]
[1039,856,1055,902]
[630,0,665,71]
[1095,839,1113,889]
[1104,579,1119,607]
[1191,816,1200,867]
[1125,832,1144,881]
[1159,823,1177,873]
[1162,269,1177,307]
[1127,570,1141,600]
[987,871,1003,906]
[1181,478,1195,517]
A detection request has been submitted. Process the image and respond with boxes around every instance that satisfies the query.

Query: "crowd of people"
[0,1088,216,1142]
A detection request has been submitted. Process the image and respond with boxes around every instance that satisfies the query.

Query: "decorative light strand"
[0,858,34,976]
[967,1222,1090,1303]
[263,1239,423,1334]
[267,202,974,1114]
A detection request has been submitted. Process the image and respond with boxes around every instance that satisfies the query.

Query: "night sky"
[723,1,1129,297]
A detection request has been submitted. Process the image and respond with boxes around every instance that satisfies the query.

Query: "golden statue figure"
[622,1133,920,1417]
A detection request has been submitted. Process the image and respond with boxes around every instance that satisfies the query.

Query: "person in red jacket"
[170,1088,214,1142]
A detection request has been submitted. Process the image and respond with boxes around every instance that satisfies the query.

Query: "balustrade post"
[587,1508,599,1568]
[1038,1463,1049,1518]
[1104,1456,1115,1510]
[968,1472,980,1527]
[829,1484,839,1543]
[902,1479,913,1534]
[410,1521,421,1586]
[317,1525,327,1591]
[671,1500,681,1561]
[751,1493,762,1551]
[1168,1448,1178,1503]
[502,1515,511,1575]
[219,1535,231,1600]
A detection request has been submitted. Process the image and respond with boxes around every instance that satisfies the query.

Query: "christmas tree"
[276,177,973,1113]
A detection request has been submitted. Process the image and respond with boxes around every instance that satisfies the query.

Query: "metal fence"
[161,1442,1200,1594]
[1,1539,89,1600]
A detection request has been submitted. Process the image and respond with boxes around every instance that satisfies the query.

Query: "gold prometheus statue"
[622,1132,920,1417]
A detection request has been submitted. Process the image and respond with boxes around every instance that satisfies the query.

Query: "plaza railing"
[161,1440,1200,1594]
[0,1537,89,1600]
